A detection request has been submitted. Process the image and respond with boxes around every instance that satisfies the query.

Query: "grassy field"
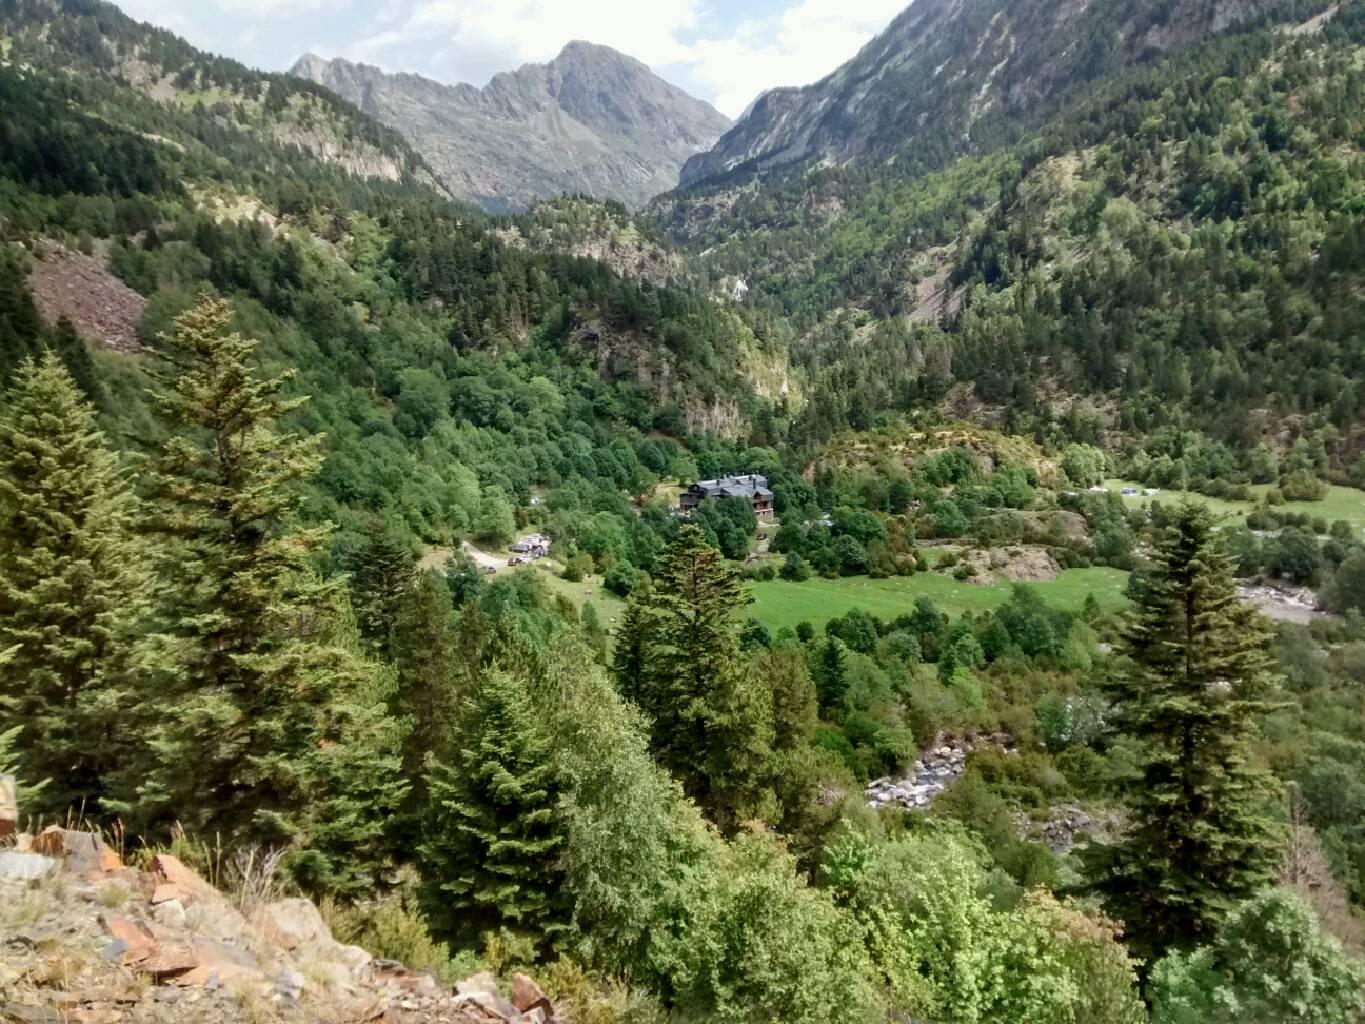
[527,560,1126,635]
[746,568,1130,633]
[1104,480,1365,537]
[533,565,627,625]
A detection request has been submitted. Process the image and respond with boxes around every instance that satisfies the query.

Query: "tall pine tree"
[418,666,568,951]
[0,352,146,815]
[616,524,775,831]
[1086,503,1283,958]
[139,297,405,889]
[350,521,416,660]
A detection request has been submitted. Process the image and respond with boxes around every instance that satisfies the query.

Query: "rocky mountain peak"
[292,43,731,211]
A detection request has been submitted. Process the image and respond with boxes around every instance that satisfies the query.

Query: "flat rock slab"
[0,852,57,882]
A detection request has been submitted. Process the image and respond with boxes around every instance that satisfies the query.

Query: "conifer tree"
[1086,503,1283,958]
[139,297,405,885]
[610,578,653,697]
[350,522,416,659]
[618,524,775,830]
[390,570,462,804]
[0,644,48,809]
[0,352,146,815]
[418,667,568,951]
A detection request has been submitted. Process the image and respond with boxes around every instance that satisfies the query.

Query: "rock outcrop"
[0,827,565,1023]
[293,43,731,212]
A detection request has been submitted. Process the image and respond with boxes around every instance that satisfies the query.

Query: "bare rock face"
[26,243,145,355]
[252,898,332,951]
[292,42,732,212]
[681,0,1281,188]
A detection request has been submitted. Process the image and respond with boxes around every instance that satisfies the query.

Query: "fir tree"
[610,578,653,698]
[618,524,775,831]
[815,637,849,715]
[0,644,48,810]
[390,570,462,805]
[139,297,405,887]
[0,352,146,815]
[350,521,416,660]
[418,667,568,951]
[1086,503,1283,958]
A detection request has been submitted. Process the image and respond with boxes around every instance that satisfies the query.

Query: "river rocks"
[1014,802,1116,855]
[1236,582,1325,623]
[866,734,1015,810]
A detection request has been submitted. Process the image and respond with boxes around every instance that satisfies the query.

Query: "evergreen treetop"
[0,351,146,815]
[419,666,569,951]
[1088,502,1284,957]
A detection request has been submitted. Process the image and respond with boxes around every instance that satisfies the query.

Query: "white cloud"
[113,0,909,118]
[346,0,906,116]
[684,0,909,116]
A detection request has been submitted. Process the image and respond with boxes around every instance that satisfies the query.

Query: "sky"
[111,0,908,118]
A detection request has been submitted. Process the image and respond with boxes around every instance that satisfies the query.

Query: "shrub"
[1264,527,1323,585]
[1280,470,1328,502]
[321,890,469,984]
[604,561,639,597]
[562,551,594,583]
[780,551,812,582]
[656,832,881,1023]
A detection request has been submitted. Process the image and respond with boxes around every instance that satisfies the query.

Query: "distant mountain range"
[292,43,731,212]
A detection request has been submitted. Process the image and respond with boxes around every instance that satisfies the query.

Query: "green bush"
[1150,889,1365,1024]
[321,891,471,984]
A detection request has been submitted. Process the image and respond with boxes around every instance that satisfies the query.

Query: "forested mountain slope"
[659,0,1365,483]
[0,0,438,188]
[293,44,732,212]
[680,0,1288,187]
[0,0,788,564]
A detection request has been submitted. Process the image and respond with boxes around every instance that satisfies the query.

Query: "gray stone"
[328,942,373,973]
[276,967,306,1001]
[0,851,57,881]
[153,898,187,929]
[254,898,331,950]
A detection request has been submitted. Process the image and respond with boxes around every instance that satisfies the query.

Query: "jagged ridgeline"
[291,44,733,212]
[0,0,791,558]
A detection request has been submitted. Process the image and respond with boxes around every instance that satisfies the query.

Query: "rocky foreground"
[0,826,559,1024]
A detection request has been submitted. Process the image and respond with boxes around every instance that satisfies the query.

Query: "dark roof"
[687,474,772,501]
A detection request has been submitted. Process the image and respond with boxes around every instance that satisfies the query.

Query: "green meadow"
[1104,480,1365,537]
[744,568,1130,633]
